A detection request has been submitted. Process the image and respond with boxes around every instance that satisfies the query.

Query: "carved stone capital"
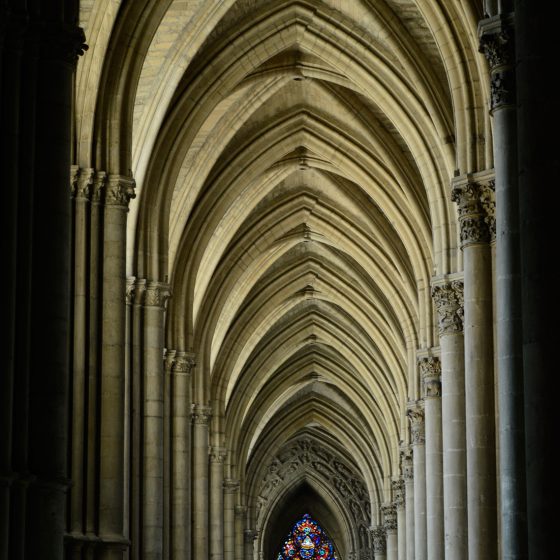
[479,15,515,111]
[407,401,425,445]
[392,478,405,508]
[91,171,107,204]
[173,352,196,375]
[223,479,240,494]
[144,282,171,309]
[400,447,413,480]
[371,526,386,554]
[192,405,212,425]
[381,504,397,532]
[105,175,136,208]
[164,349,176,373]
[210,447,227,464]
[419,357,442,398]
[431,280,464,336]
[452,178,496,247]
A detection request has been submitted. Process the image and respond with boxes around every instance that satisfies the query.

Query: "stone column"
[452,175,497,560]
[192,405,212,560]
[431,281,467,560]
[210,448,227,560]
[170,352,195,560]
[69,169,94,543]
[224,480,240,560]
[419,357,444,560]
[392,479,406,560]
[382,504,397,560]
[372,526,387,560]
[407,401,426,560]
[142,282,169,560]
[235,506,247,560]
[99,175,135,559]
[130,278,146,560]
[401,448,415,560]
[244,529,258,560]
[479,16,527,560]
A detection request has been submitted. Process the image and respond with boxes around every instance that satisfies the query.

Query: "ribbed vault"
[75,0,490,556]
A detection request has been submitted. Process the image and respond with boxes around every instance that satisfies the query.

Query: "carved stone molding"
[257,437,371,554]
[223,479,240,494]
[419,357,442,398]
[173,352,196,375]
[105,175,136,208]
[407,401,425,445]
[144,282,171,309]
[192,405,212,425]
[381,504,397,532]
[131,278,147,306]
[400,447,413,480]
[23,21,87,65]
[431,280,464,336]
[392,478,405,508]
[164,350,176,373]
[371,526,386,554]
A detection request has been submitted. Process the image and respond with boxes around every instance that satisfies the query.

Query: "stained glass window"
[276,513,338,560]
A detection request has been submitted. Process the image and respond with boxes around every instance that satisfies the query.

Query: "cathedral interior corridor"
[1,1,556,559]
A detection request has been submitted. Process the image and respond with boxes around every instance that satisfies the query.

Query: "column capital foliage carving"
[419,357,441,398]
[431,280,464,336]
[407,401,425,445]
[451,177,495,247]
[105,175,136,208]
[210,447,227,463]
[479,14,515,111]
[126,277,136,305]
[392,478,405,508]
[192,405,212,425]
[235,505,247,517]
[400,447,413,480]
[381,504,397,532]
[371,526,386,554]
[173,351,196,375]
[144,282,171,309]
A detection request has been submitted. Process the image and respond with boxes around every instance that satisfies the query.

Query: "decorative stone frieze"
[419,357,442,398]
[407,401,425,445]
[431,281,464,336]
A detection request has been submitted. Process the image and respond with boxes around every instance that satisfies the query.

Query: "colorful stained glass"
[276,513,337,560]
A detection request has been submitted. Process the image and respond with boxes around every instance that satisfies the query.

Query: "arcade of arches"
[1,1,556,560]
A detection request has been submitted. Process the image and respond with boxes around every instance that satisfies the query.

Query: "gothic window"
[276,513,338,560]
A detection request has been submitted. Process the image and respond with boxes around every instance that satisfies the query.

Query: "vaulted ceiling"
[76,0,489,541]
